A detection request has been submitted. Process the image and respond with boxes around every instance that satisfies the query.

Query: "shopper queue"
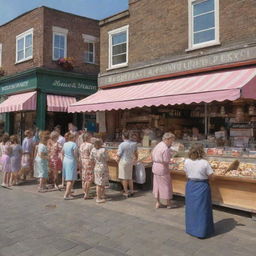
[0,125,215,239]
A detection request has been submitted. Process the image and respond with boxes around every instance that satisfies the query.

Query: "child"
[1,134,12,187]
[90,138,109,203]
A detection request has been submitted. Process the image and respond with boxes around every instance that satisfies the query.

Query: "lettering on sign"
[52,80,97,91]
[99,46,256,86]
[1,81,29,92]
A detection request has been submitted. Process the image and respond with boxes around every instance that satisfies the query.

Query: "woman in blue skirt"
[184,143,214,238]
[62,133,78,200]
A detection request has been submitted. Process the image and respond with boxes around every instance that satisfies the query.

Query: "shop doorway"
[46,112,74,135]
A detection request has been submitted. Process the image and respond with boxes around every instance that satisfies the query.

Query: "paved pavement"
[0,178,256,256]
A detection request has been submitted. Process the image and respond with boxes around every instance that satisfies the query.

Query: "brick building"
[0,6,100,134]
[70,0,256,137]
[98,0,256,87]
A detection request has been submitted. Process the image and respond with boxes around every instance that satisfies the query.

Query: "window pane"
[59,49,64,58]
[112,32,126,45]
[25,47,32,58]
[18,50,24,61]
[194,0,214,16]
[88,43,94,52]
[112,54,126,65]
[25,34,32,47]
[54,48,59,59]
[112,43,126,55]
[85,52,94,63]
[88,53,94,63]
[59,36,65,48]
[17,38,24,51]
[194,29,215,44]
[194,12,215,32]
[54,35,60,47]
[89,53,94,63]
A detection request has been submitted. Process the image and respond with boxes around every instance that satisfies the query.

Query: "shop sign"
[0,77,36,95]
[38,74,97,95]
[99,45,256,87]
[52,80,97,91]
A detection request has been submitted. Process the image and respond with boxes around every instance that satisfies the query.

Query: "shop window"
[188,0,220,51]
[16,28,33,63]
[52,26,68,60]
[0,43,2,67]
[108,25,129,69]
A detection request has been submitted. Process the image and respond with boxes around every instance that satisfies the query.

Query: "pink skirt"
[153,174,173,200]
[1,154,11,172]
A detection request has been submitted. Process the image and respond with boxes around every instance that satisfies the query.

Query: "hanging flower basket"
[56,57,74,71]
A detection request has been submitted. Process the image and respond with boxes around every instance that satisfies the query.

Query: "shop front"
[69,65,256,215]
[0,67,97,136]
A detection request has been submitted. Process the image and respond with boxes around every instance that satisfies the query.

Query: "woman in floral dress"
[48,131,62,189]
[79,133,94,199]
[90,138,109,203]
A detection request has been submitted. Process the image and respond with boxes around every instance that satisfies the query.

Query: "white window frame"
[82,34,97,64]
[15,28,34,64]
[0,43,2,67]
[187,0,220,51]
[108,25,129,69]
[52,26,68,61]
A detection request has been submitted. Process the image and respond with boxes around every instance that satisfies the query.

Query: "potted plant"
[57,57,74,71]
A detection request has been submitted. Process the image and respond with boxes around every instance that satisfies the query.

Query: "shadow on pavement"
[213,218,245,236]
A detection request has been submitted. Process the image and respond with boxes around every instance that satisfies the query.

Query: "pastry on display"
[138,149,152,162]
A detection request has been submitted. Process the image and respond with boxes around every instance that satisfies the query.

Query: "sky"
[0,0,129,25]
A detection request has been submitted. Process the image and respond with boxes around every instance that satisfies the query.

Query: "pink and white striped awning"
[47,94,76,112]
[0,91,37,113]
[68,67,256,113]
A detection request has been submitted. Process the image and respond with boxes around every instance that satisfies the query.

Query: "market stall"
[69,66,256,214]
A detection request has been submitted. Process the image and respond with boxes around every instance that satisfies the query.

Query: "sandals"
[96,199,106,203]
[83,194,93,200]
[64,196,73,200]
[38,188,48,193]
[122,193,130,198]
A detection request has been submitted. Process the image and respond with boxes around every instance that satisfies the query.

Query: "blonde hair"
[40,131,50,144]
[68,133,76,141]
[50,131,59,140]
[188,143,205,160]
[10,135,19,144]
[82,132,92,142]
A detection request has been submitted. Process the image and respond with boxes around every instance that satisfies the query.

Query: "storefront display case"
[103,100,256,215]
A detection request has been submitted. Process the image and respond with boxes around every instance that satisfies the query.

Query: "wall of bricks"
[0,7,100,77]
[43,7,100,75]
[0,8,44,76]
[100,0,256,73]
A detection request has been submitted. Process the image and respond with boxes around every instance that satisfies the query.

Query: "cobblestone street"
[0,180,256,256]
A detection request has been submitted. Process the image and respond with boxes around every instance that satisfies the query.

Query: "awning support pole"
[204,103,208,138]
